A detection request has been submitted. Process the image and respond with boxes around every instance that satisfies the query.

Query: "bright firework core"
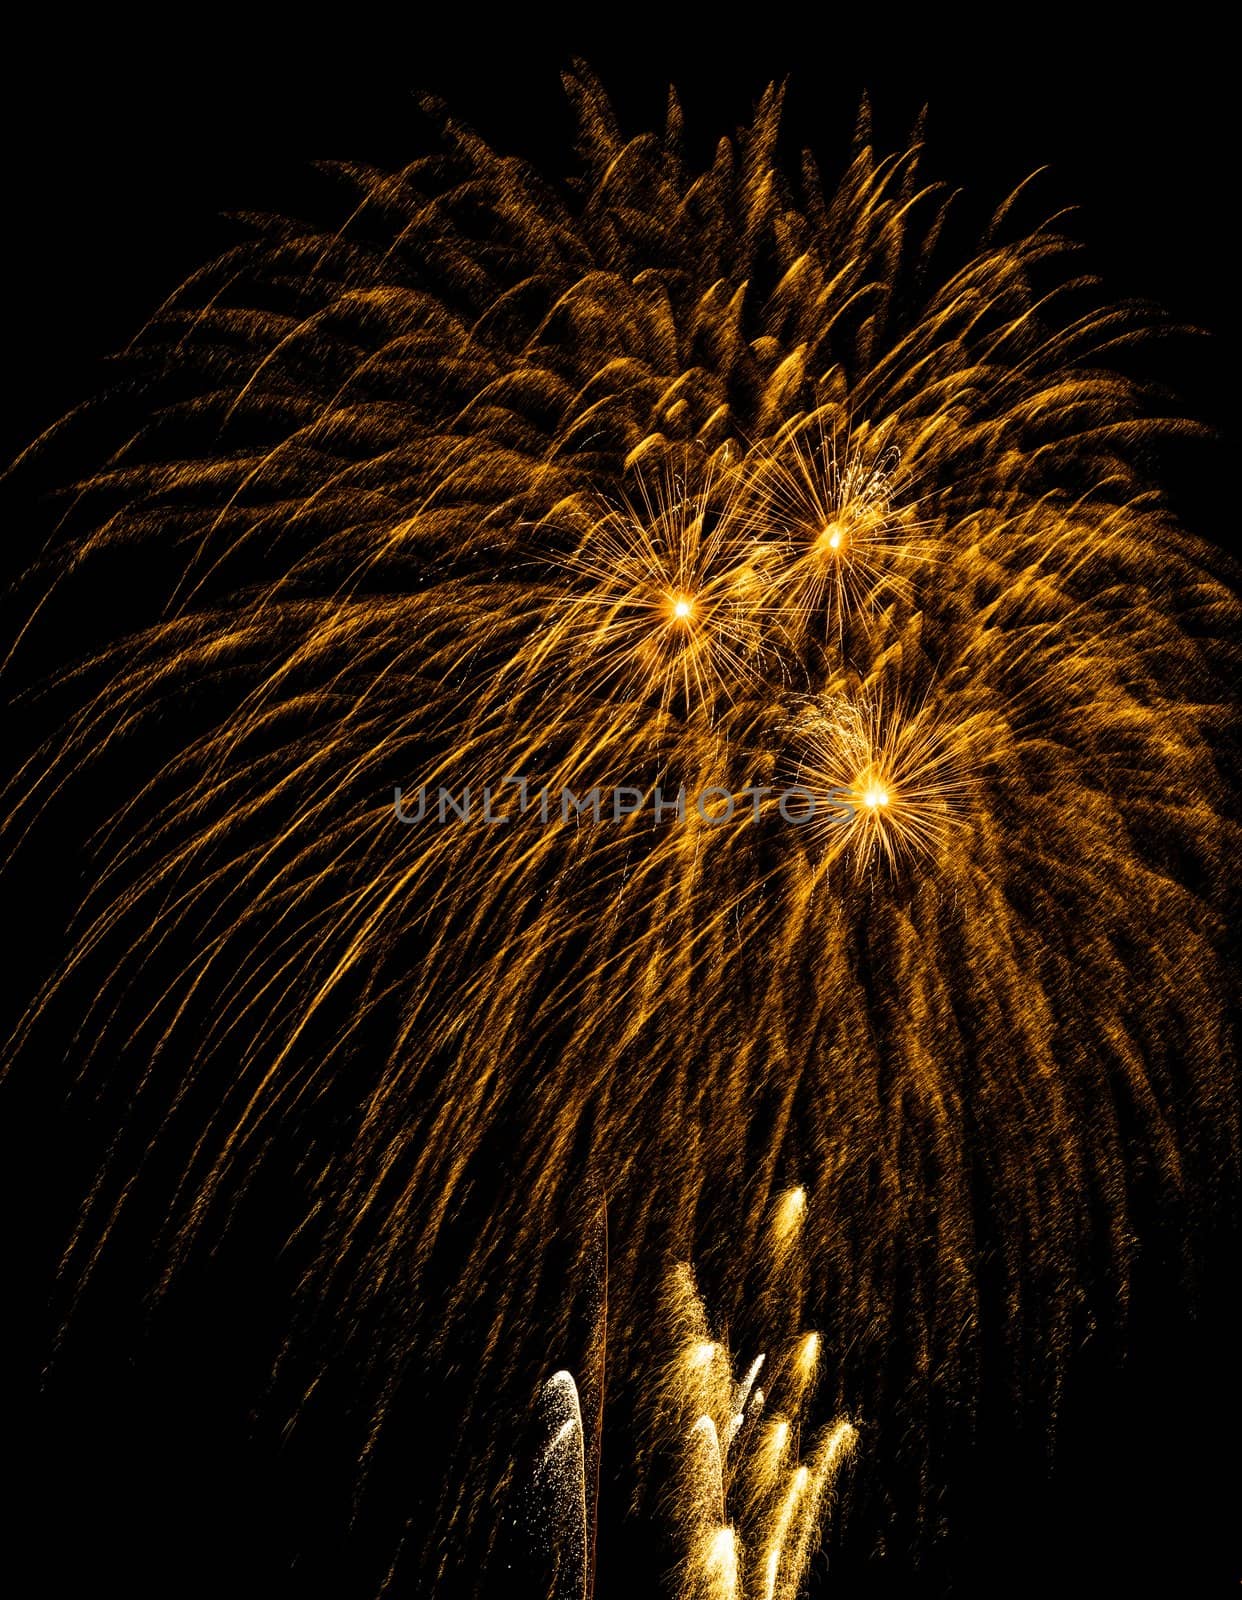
[671,594,695,621]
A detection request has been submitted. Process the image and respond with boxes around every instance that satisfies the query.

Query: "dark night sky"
[3,18,1235,470]
[3,17,1238,1598]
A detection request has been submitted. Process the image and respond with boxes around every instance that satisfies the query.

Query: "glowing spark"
[734,1354,767,1414]
[773,1188,807,1243]
[743,421,935,641]
[702,1526,740,1598]
[535,1371,589,1600]
[540,460,766,718]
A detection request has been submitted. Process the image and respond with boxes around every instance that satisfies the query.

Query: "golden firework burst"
[793,688,984,871]
[745,417,934,642]
[538,457,768,720]
[3,67,1235,1594]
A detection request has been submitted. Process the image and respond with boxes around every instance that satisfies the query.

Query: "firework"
[534,1370,590,1599]
[791,687,983,871]
[4,67,1236,1592]
[530,1196,856,1599]
[743,418,933,643]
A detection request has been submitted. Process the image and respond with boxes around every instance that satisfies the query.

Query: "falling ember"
[735,1355,767,1414]
[768,1420,790,1463]
[777,1424,859,1599]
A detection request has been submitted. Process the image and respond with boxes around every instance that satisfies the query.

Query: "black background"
[4,15,1238,1597]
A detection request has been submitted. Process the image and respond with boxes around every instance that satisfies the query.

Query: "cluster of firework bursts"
[549,386,998,893]
[4,65,1236,1592]
[492,420,971,870]
[532,1193,856,1599]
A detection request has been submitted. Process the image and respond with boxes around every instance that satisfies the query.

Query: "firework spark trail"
[535,1199,855,1597]
[646,1204,856,1599]
[535,1370,590,1600]
[3,66,1237,1590]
